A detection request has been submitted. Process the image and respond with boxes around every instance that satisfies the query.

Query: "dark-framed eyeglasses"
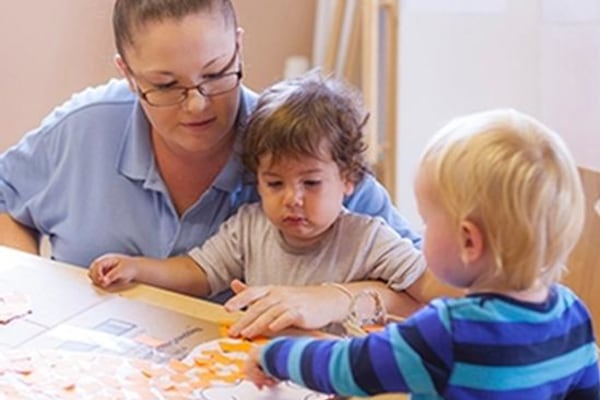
[134,45,242,107]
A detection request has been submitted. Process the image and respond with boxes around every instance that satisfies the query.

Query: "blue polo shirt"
[0,79,420,267]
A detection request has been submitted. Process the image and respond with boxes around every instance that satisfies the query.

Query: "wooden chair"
[563,167,600,341]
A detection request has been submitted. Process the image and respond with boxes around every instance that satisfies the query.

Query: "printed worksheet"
[0,260,220,356]
[0,249,332,399]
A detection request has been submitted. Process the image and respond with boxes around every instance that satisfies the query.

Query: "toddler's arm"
[88,254,211,297]
[244,345,278,389]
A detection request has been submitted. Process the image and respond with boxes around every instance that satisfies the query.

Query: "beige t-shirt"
[188,203,425,296]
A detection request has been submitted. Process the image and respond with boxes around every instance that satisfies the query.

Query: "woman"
[0,0,424,334]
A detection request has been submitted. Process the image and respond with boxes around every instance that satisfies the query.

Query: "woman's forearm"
[0,213,40,255]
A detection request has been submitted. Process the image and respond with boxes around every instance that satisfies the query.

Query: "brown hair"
[243,71,371,184]
[113,0,237,60]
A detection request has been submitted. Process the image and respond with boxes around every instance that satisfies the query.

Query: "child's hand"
[88,254,138,288]
[244,346,278,389]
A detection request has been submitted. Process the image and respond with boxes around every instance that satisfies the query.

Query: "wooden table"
[0,246,407,399]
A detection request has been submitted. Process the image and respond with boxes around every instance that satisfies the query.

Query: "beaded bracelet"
[322,283,388,337]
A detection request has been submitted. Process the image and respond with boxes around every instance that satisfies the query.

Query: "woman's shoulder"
[3,79,137,163]
[21,79,138,151]
[41,79,136,127]
[237,85,259,124]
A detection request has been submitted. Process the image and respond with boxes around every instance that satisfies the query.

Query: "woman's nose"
[183,88,209,111]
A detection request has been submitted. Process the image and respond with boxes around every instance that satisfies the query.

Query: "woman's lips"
[182,116,217,129]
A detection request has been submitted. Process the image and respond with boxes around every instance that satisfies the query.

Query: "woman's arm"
[0,213,40,254]
[224,279,422,338]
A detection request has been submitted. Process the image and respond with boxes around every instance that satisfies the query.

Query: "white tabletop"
[0,245,407,399]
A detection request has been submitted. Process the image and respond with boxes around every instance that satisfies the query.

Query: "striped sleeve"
[440,286,600,398]
[260,303,453,397]
[259,287,600,399]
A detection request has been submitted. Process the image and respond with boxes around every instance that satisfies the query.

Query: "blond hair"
[420,109,584,290]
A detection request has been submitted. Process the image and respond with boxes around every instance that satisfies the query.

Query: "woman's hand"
[88,253,139,288]
[224,279,350,338]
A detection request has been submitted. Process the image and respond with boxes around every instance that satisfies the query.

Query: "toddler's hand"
[88,253,138,288]
[244,346,277,389]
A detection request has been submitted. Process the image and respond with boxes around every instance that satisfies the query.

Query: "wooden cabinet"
[564,167,600,341]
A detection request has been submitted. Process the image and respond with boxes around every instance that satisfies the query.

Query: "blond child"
[89,72,433,338]
[245,109,600,399]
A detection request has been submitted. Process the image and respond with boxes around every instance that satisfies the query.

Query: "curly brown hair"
[242,71,371,184]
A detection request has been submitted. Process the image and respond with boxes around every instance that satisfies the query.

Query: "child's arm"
[244,345,278,389]
[245,305,451,397]
[88,254,211,297]
[250,335,391,396]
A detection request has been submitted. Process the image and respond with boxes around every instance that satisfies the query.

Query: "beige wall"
[0,1,315,152]
[395,0,600,226]
[233,0,316,91]
[1,2,116,151]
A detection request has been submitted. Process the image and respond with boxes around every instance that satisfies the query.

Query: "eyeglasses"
[133,45,242,107]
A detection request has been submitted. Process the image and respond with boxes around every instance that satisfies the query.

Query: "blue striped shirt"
[261,284,600,399]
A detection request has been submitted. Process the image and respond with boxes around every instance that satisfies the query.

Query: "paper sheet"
[0,338,332,399]
[21,296,221,362]
[0,250,331,399]
[181,338,332,400]
[0,291,31,324]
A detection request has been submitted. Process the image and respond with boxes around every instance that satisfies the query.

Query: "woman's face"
[119,12,242,157]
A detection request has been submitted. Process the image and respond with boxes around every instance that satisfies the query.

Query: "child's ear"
[343,177,355,196]
[114,54,136,93]
[459,220,484,264]
[344,182,355,196]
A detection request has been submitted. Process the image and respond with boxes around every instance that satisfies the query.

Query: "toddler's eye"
[266,181,283,188]
[304,180,321,187]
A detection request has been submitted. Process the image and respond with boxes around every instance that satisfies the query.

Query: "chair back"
[564,167,600,342]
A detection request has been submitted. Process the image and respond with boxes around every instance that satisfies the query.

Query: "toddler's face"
[256,153,354,248]
[414,168,478,288]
